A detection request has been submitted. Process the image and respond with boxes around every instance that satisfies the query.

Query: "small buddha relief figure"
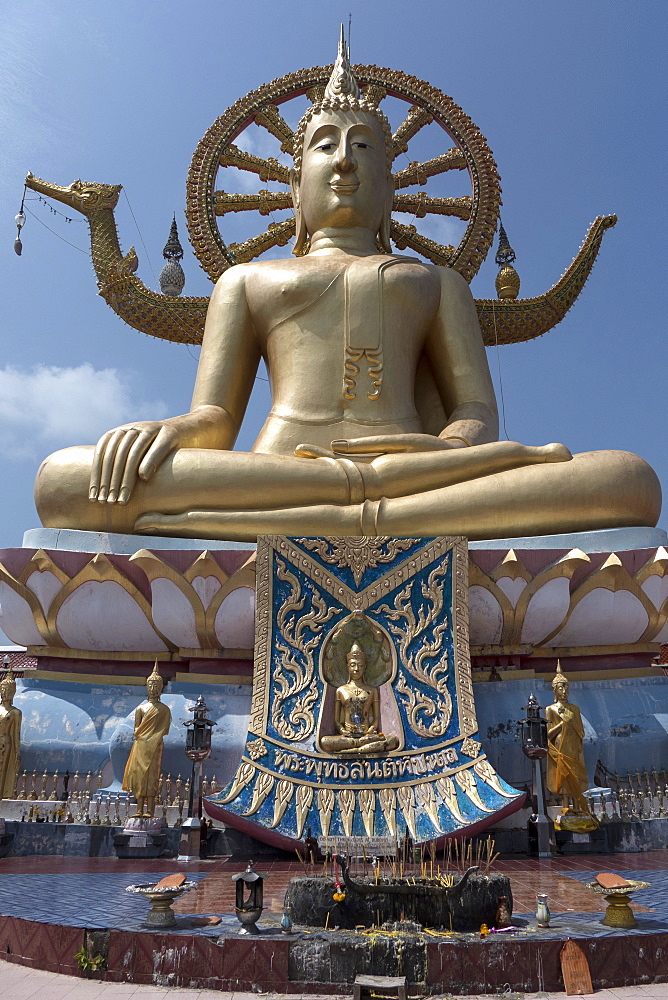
[319,613,401,755]
[546,662,597,832]
[0,669,22,799]
[122,662,172,818]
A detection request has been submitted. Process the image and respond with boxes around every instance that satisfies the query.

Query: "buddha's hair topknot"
[293,29,394,178]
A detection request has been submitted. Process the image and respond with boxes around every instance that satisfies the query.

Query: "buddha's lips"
[330,181,359,193]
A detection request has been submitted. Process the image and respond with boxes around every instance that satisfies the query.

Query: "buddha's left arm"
[425,266,499,446]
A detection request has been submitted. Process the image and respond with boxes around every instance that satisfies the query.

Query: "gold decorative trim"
[295,783,314,839]
[317,787,335,837]
[358,787,375,837]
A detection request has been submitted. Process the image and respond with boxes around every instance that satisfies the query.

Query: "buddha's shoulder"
[216,257,317,289]
[216,255,464,290]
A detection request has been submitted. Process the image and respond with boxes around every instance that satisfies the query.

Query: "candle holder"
[232,861,267,934]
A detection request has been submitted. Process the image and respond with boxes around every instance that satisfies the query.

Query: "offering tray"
[585,878,651,929]
[126,880,198,927]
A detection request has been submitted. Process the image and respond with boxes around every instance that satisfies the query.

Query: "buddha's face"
[347,648,367,681]
[293,109,391,235]
[147,678,162,698]
[553,680,568,701]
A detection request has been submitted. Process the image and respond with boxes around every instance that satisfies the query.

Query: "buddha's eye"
[352,141,370,149]
[316,141,336,151]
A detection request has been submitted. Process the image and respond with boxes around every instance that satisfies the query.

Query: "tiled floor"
[0,958,666,999]
[0,851,666,934]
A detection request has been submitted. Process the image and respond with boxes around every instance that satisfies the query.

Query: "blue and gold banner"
[207,536,522,845]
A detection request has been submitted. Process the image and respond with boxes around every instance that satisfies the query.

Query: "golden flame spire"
[324,24,360,102]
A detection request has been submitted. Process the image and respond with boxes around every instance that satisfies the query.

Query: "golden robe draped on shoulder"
[122,701,171,800]
[546,703,588,811]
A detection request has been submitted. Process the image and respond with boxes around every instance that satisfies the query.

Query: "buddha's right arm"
[90,266,260,504]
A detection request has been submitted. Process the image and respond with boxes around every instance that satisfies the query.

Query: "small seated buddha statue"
[320,642,400,755]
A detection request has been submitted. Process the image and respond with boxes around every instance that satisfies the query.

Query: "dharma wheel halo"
[186,63,501,282]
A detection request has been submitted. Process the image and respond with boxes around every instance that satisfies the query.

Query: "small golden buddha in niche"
[320,642,400,754]
[34,31,661,540]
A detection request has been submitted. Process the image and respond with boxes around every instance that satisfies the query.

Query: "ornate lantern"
[184,695,214,761]
[232,861,267,934]
[177,696,214,862]
[521,694,548,759]
[520,694,552,858]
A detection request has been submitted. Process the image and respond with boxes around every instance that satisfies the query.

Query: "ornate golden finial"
[324,24,360,102]
[495,222,521,300]
[551,659,568,688]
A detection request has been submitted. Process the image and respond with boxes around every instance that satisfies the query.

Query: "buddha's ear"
[378,173,395,254]
[290,167,308,256]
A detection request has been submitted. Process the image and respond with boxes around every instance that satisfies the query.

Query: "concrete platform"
[0,851,665,994]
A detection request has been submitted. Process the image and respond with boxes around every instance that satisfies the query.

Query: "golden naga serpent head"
[25,173,122,214]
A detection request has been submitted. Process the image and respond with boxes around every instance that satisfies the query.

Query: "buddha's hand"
[331,434,469,455]
[89,404,232,504]
[294,435,467,458]
[89,419,180,504]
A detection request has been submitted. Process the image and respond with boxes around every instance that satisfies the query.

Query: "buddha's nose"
[334,139,356,173]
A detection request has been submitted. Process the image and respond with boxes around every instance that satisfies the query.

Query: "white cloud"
[0,364,167,461]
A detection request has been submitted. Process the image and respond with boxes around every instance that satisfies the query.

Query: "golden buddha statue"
[122,662,171,818]
[34,34,661,541]
[320,642,400,755]
[545,662,597,832]
[0,669,22,799]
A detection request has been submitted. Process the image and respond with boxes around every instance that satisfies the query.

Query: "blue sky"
[1,0,666,548]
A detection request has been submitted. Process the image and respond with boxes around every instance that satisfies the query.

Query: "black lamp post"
[520,694,552,858]
[177,696,214,862]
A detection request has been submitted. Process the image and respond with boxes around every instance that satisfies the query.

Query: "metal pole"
[187,760,196,819]
[533,757,551,858]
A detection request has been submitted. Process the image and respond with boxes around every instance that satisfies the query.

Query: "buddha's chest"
[341,685,372,719]
[249,257,439,349]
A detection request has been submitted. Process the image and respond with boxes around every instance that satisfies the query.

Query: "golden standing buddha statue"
[34,33,661,541]
[122,662,171,818]
[320,642,400,754]
[0,669,22,800]
[546,662,597,832]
